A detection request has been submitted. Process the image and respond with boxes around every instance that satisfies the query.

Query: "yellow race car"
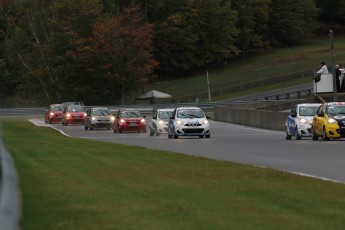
[311,102,345,141]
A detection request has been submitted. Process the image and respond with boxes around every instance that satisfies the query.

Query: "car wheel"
[295,126,301,140]
[90,127,93,130]
[311,126,318,141]
[199,135,204,138]
[285,127,291,140]
[322,127,330,141]
[168,130,172,139]
[173,128,178,139]
[149,127,154,136]
[155,129,160,136]
[205,134,210,138]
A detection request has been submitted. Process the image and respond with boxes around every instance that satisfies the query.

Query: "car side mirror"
[291,113,297,118]
[206,115,210,119]
[317,113,324,117]
[170,116,175,119]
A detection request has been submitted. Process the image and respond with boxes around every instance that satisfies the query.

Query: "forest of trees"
[0,0,344,105]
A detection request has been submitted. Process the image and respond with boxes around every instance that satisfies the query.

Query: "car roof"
[156,108,174,111]
[175,107,202,110]
[90,107,109,110]
[297,103,322,107]
[326,102,345,106]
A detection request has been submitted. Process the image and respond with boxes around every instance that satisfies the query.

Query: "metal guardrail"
[0,132,21,230]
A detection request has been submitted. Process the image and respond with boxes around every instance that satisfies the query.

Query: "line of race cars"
[285,102,345,141]
[44,102,211,139]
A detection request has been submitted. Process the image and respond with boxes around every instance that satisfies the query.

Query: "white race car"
[168,107,210,139]
[149,108,174,136]
[285,103,321,140]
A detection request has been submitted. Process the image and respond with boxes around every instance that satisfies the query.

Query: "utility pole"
[206,70,211,102]
[330,30,337,101]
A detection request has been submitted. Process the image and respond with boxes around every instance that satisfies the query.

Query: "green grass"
[2,118,345,230]
[135,36,345,102]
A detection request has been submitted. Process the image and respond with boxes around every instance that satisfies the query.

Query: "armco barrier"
[0,137,21,230]
[214,105,289,131]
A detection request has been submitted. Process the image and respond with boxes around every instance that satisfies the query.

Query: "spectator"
[335,64,341,92]
[317,61,329,74]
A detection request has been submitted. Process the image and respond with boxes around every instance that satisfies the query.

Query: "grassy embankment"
[2,119,345,230]
[137,37,345,102]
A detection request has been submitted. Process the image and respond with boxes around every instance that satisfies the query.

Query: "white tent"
[135,90,172,104]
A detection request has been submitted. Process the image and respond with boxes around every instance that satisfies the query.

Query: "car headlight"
[203,119,209,125]
[66,113,71,118]
[140,118,146,123]
[176,120,183,125]
[111,116,115,121]
[158,120,164,125]
[50,112,54,116]
[92,117,96,121]
[84,113,87,116]
[300,118,307,124]
[120,119,126,124]
[328,118,337,124]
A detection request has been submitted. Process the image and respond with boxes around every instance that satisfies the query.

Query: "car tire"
[295,126,302,140]
[199,135,204,138]
[149,128,154,136]
[311,126,318,141]
[285,127,291,140]
[322,127,330,141]
[173,128,178,139]
[90,127,93,130]
[205,134,210,138]
[155,129,160,136]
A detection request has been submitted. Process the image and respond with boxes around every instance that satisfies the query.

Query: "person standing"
[335,64,341,92]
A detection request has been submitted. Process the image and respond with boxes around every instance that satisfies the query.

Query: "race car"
[285,103,321,140]
[168,107,210,139]
[149,108,174,136]
[311,102,345,141]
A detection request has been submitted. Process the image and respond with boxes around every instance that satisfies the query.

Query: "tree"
[152,0,237,73]
[269,0,318,46]
[232,0,272,56]
[316,0,345,25]
[68,5,158,104]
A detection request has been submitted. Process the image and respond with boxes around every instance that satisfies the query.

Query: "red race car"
[44,104,64,124]
[61,104,86,125]
[113,109,146,133]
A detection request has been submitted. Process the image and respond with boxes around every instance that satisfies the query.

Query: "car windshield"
[299,106,319,116]
[51,105,64,112]
[327,105,345,115]
[68,105,84,112]
[92,109,110,116]
[121,111,141,118]
[158,111,173,119]
[177,109,204,118]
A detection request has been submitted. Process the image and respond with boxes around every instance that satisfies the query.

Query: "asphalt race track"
[43,119,345,184]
